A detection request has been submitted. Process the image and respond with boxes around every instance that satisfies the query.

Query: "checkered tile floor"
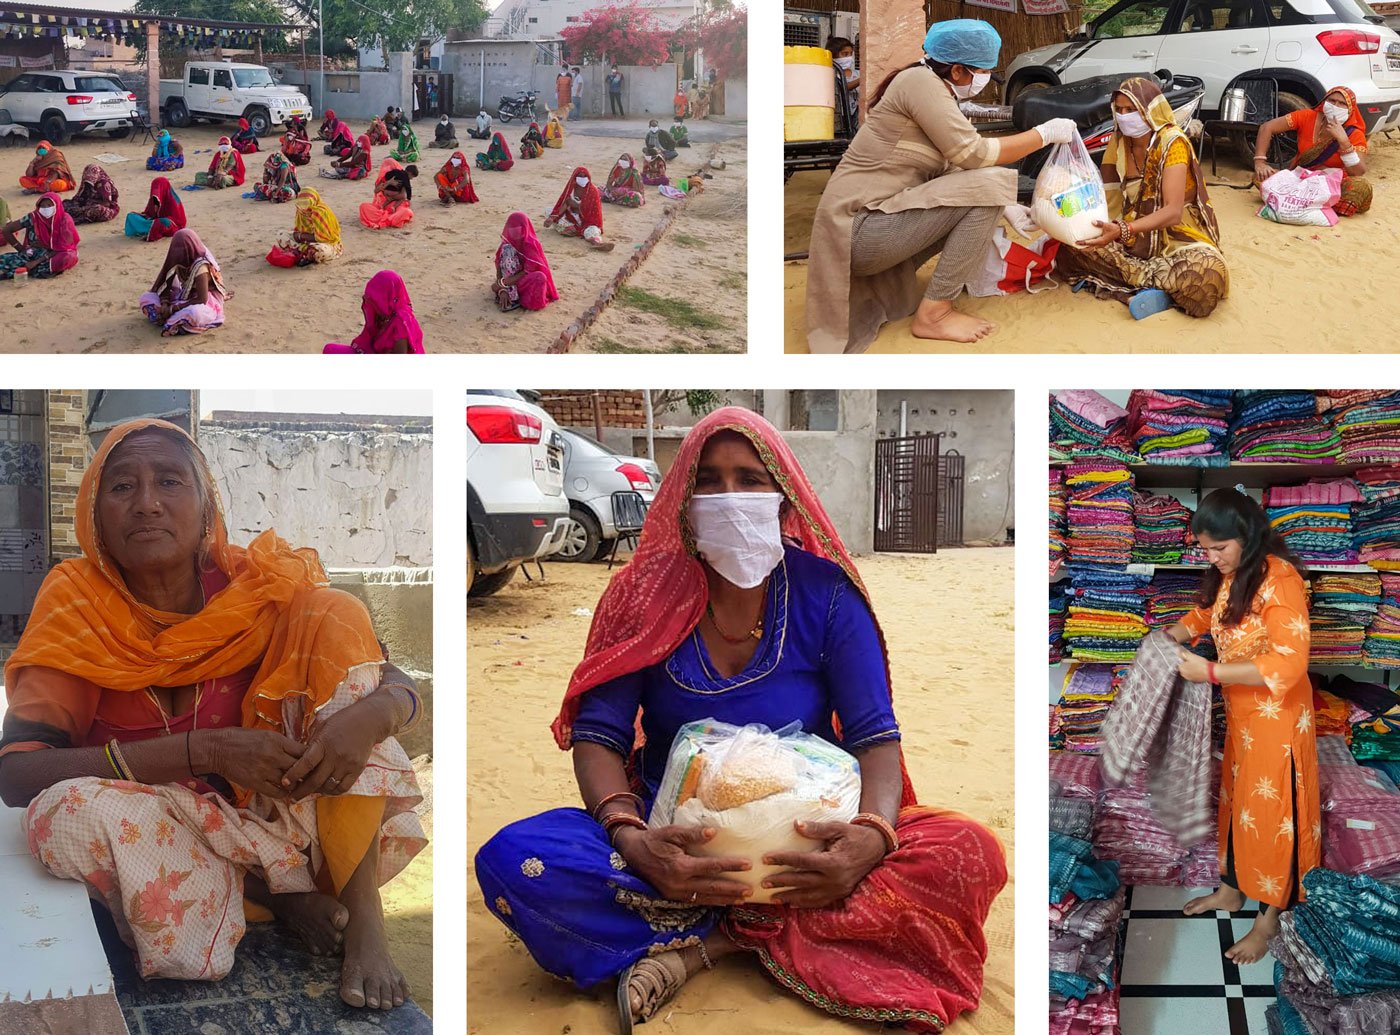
[1118,885,1277,1034]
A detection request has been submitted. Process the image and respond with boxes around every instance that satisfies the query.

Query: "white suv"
[0,70,139,144]
[467,391,571,598]
[1006,0,1400,136]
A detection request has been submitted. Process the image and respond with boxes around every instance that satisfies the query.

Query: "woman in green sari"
[600,153,645,207]
[390,124,420,163]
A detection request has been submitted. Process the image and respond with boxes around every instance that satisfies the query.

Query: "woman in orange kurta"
[1166,488,1320,964]
[1253,86,1372,216]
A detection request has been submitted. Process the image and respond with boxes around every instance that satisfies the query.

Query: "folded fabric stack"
[1053,664,1125,754]
[1356,467,1400,503]
[1352,708,1400,762]
[1319,758,1400,879]
[1131,491,1192,565]
[1229,389,1341,464]
[1146,571,1204,629]
[1268,868,1400,1034]
[1094,770,1195,885]
[1050,704,1064,751]
[1050,582,1068,664]
[1335,391,1400,464]
[1051,466,1069,578]
[1065,461,1136,570]
[1050,751,1102,799]
[1364,574,1400,667]
[1126,388,1233,466]
[1313,686,1353,742]
[1063,571,1151,662]
[1050,389,1137,461]
[1264,480,1360,563]
[1309,573,1382,664]
[1353,493,1400,572]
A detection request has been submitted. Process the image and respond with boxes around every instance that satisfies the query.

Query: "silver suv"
[0,69,139,144]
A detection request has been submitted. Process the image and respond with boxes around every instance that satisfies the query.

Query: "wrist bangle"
[850,812,899,854]
[186,730,196,778]
[1207,661,1217,684]
[602,812,647,844]
[380,682,420,734]
[591,791,645,822]
[106,739,133,782]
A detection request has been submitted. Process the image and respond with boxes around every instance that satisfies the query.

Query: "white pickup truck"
[158,61,312,137]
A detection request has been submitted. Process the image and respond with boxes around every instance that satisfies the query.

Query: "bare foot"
[588,239,616,252]
[1183,885,1246,916]
[910,301,996,343]
[268,891,349,957]
[339,901,408,1010]
[1225,909,1280,965]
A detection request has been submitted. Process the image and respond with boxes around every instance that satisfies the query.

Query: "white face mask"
[575,176,589,187]
[951,71,991,99]
[219,144,231,152]
[619,159,630,168]
[688,492,785,589]
[1114,110,1150,138]
[37,204,55,219]
[1324,101,1349,125]
[451,156,462,166]
[835,55,855,70]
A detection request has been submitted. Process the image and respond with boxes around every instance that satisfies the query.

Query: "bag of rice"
[1257,167,1342,227]
[650,719,862,904]
[1031,131,1109,246]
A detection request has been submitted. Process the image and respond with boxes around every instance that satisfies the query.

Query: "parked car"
[467,390,570,598]
[0,69,139,144]
[554,429,661,562]
[1004,0,1400,149]
[159,61,312,137]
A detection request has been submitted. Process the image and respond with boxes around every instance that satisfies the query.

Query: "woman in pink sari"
[324,270,425,354]
[0,191,79,279]
[493,212,558,312]
[138,229,231,336]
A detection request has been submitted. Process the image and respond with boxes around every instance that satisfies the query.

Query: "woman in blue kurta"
[475,407,1006,1033]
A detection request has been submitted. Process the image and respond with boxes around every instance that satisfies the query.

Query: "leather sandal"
[616,951,687,1031]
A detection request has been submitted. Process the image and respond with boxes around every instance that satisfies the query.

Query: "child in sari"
[321,135,373,181]
[195,138,246,189]
[0,192,79,279]
[641,153,669,186]
[601,154,645,207]
[67,164,120,224]
[493,212,558,312]
[138,228,230,336]
[232,117,259,154]
[390,124,420,163]
[359,162,416,230]
[19,141,74,193]
[123,177,186,241]
[324,270,425,354]
[253,151,300,202]
[146,131,184,172]
[469,110,493,141]
[476,132,515,171]
[519,122,545,160]
[268,188,343,267]
[367,115,390,145]
[544,115,564,148]
[281,117,312,166]
[1253,85,1372,217]
[543,167,613,250]
[435,152,479,204]
[430,114,457,149]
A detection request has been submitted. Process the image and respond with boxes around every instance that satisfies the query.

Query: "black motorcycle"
[1011,70,1206,204]
[497,90,539,124]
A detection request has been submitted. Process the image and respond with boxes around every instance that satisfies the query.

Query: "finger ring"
[690,891,698,903]
[326,777,340,787]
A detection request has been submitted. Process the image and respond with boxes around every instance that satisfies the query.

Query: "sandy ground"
[0,117,745,353]
[385,753,434,1017]
[784,132,1400,353]
[466,549,1015,1035]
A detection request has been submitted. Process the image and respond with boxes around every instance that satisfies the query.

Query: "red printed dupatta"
[550,405,915,807]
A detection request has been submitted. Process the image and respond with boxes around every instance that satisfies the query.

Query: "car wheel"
[468,566,517,598]
[556,507,602,562]
[1233,89,1306,166]
[166,99,190,128]
[39,114,69,145]
[1007,78,1053,104]
[246,107,271,136]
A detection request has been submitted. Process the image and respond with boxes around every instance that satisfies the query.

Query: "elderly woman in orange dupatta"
[19,140,74,193]
[0,418,426,1010]
[475,407,1007,1033]
[1252,85,1373,216]
[435,151,479,204]
[359,160,416,230]
[1057,77,1229,319]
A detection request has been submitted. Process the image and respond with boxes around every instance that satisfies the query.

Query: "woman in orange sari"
[475,407,1006,1033]
[1253,85,1372,216]
[435,151,479,204]
[0,419,426,1010]
[359,161,416,229]
[1167,488,1320,964]
[19,140,74,193]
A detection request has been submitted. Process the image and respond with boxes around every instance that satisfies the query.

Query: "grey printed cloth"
[1052,893,1125,943]
[1049,795,1095,839]
[1274,919,1400,1034]
[1098,629,1215,848]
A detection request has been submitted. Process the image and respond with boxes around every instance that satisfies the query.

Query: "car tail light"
[65,95,93,105]
[1083,129,1113,151]
[1316,29,1381,55]
[466,405,543,444]
[616,463,652,491]
[127,93,137,101]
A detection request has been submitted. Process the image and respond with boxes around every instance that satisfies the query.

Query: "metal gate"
[938,451,965,547]
[874,435,940,553]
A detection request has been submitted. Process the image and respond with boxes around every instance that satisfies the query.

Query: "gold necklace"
[145,576,208,735]
[705,579,768,644]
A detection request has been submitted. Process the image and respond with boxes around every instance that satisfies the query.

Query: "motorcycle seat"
[1013,74,1131,133]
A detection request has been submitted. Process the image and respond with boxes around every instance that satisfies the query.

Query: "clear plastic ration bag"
[650,719,862,904]
[1031,130,1110,246]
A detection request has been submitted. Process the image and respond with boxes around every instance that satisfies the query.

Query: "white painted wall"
[494,0,696,38]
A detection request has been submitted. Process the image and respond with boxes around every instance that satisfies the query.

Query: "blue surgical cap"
[923,19,1001,69]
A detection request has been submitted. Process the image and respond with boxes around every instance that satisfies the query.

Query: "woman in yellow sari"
[1058,77,1228,319]
[268,188,343,267]
[544,115,565,149]
[0,418,424,1011]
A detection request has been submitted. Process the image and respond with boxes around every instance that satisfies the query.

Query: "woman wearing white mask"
[827,36,861,125]
[544,165,615,251]
[476,407,1007,1033]
[807,18,1078,350]
[1252,86,1372,217]
[0,191,79,279]
[1057,76,1229,318]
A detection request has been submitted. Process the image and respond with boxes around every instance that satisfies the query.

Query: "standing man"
[606,63,624,117]
[570,65,583,121]
[555,64,573,120]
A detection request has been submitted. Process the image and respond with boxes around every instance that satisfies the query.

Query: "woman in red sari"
[475,407,1006,1033]
[434,151,478,204]
[543,166,614,250]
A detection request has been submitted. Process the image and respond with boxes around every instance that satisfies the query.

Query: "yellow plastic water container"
[785,45,835,142]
